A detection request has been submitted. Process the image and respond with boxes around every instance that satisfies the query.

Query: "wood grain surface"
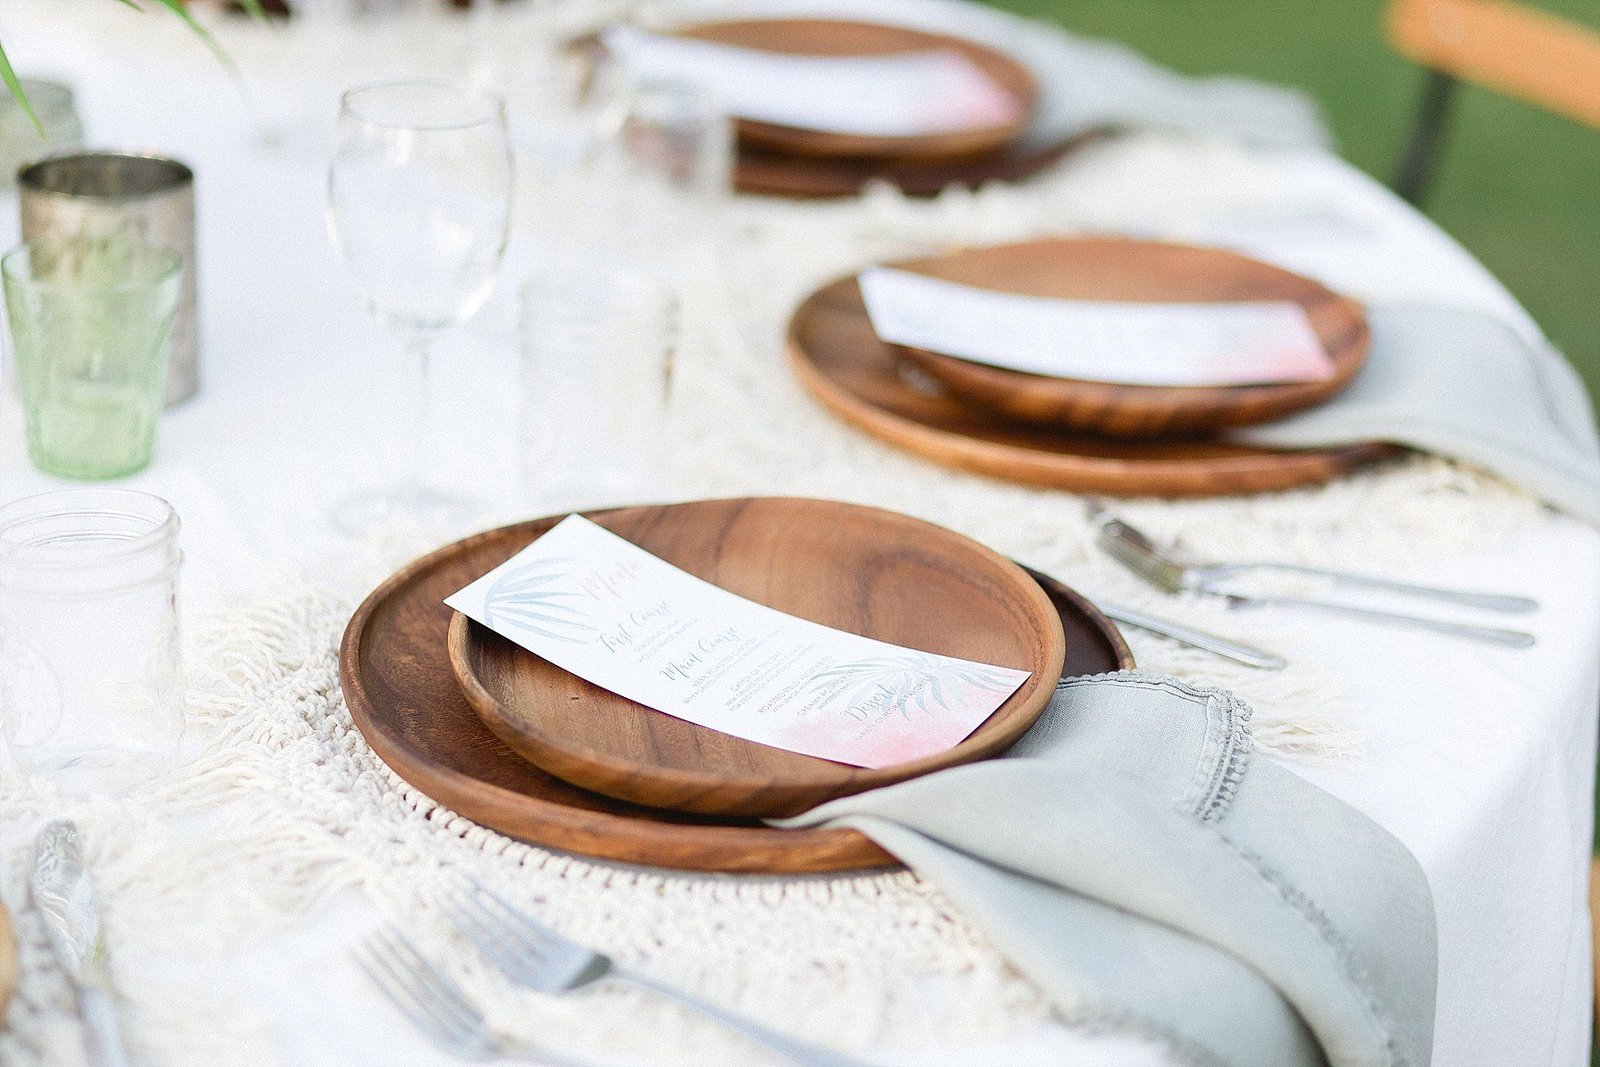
[787,268,1398,496]
[733,135,1089,198]
[1388,0,1600,129]
[449,499,1065,818]
[675,19,1039,162]
[340,507,1132,873]
[892,238,1372,436]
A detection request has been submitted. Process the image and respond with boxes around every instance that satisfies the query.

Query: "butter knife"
[1096,600,1289,670]
[31,821,130,1067]
[1018,563,1286,669]
[1095,519,1536,648]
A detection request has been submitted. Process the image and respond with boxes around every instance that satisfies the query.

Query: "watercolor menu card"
[445,516,1031,768]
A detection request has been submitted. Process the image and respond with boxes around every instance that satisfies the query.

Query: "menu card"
[445,516,1031,769]
[860,267,1336,387]
[602,26,1023,137]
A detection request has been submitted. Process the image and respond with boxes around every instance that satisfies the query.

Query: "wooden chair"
[1591,857,1599,1027]
[1386,0,1600,205]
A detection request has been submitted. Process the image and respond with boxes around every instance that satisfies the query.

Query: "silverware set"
[1088,507,1539,651]
[360,880,876,1067]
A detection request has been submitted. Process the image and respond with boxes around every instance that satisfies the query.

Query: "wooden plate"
[674,19,1039,163]
[0,899,15,1023]
[893,238,1371,436]
[787,267,1398,496]
[341,509,1131,874]
[448,499,1065,818]
[734,134,1090,199]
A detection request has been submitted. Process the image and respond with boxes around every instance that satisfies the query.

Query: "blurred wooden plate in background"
[674,18,1039,162]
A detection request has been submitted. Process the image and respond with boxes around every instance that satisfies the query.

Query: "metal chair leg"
[1393,69,1459,209]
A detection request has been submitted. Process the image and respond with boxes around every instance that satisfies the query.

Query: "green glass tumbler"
[2,237,182,480]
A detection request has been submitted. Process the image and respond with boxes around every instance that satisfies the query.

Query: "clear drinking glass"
[590,76,732,278]
[326,79,513,533]
[2,237,183,480]
[0,80,85,189]
[519,265,679,510]
[0,489,184,797]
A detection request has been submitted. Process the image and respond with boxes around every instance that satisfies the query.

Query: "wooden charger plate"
[787,261,1398,496]
[341,508,1131,874]
[734,134,1090,199]
[674,19,1039,163]
[448,499,1065,818]
[894,238,1372,437]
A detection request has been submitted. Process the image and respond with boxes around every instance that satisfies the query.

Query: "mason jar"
[0,488,183,796]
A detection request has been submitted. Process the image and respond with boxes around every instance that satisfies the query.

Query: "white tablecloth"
[0,4,1596,1066]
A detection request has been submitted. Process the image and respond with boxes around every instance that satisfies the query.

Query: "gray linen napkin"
[1237,305,1600,524]
[778,673,1437,1067]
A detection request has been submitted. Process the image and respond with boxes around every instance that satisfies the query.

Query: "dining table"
[0,2,1596,1066]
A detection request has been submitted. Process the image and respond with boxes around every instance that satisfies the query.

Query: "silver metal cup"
[18,152,200,407]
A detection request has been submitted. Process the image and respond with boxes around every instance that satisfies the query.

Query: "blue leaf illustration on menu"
[807,651,1019,722]
[483,557,597,644]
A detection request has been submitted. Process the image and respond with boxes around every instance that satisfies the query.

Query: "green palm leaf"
[0,38,40,137]
[2,0,269,137]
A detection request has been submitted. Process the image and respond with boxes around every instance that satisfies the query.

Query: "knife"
[1018,563,1287,669]
[31,821,131,1067]
[1095,599,1289,671]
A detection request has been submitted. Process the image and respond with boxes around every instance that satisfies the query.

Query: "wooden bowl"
[672,18,1039,162]
[733,134,1092,198]
[891,238,1371,437]
[448,498,1066,818]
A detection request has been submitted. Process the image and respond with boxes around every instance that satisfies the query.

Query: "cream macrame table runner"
[0,461,1525,1067]
[0,14,1555,1061]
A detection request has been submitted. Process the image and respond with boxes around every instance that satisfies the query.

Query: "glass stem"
[406,328,434,491]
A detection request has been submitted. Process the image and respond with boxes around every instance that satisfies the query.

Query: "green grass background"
[985,0,1600,413]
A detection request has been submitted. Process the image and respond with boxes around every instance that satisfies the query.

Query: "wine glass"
[326,79,513,535]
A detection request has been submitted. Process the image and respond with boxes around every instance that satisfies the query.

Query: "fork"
[444,881,878,1067]
[355,924,609,1066]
